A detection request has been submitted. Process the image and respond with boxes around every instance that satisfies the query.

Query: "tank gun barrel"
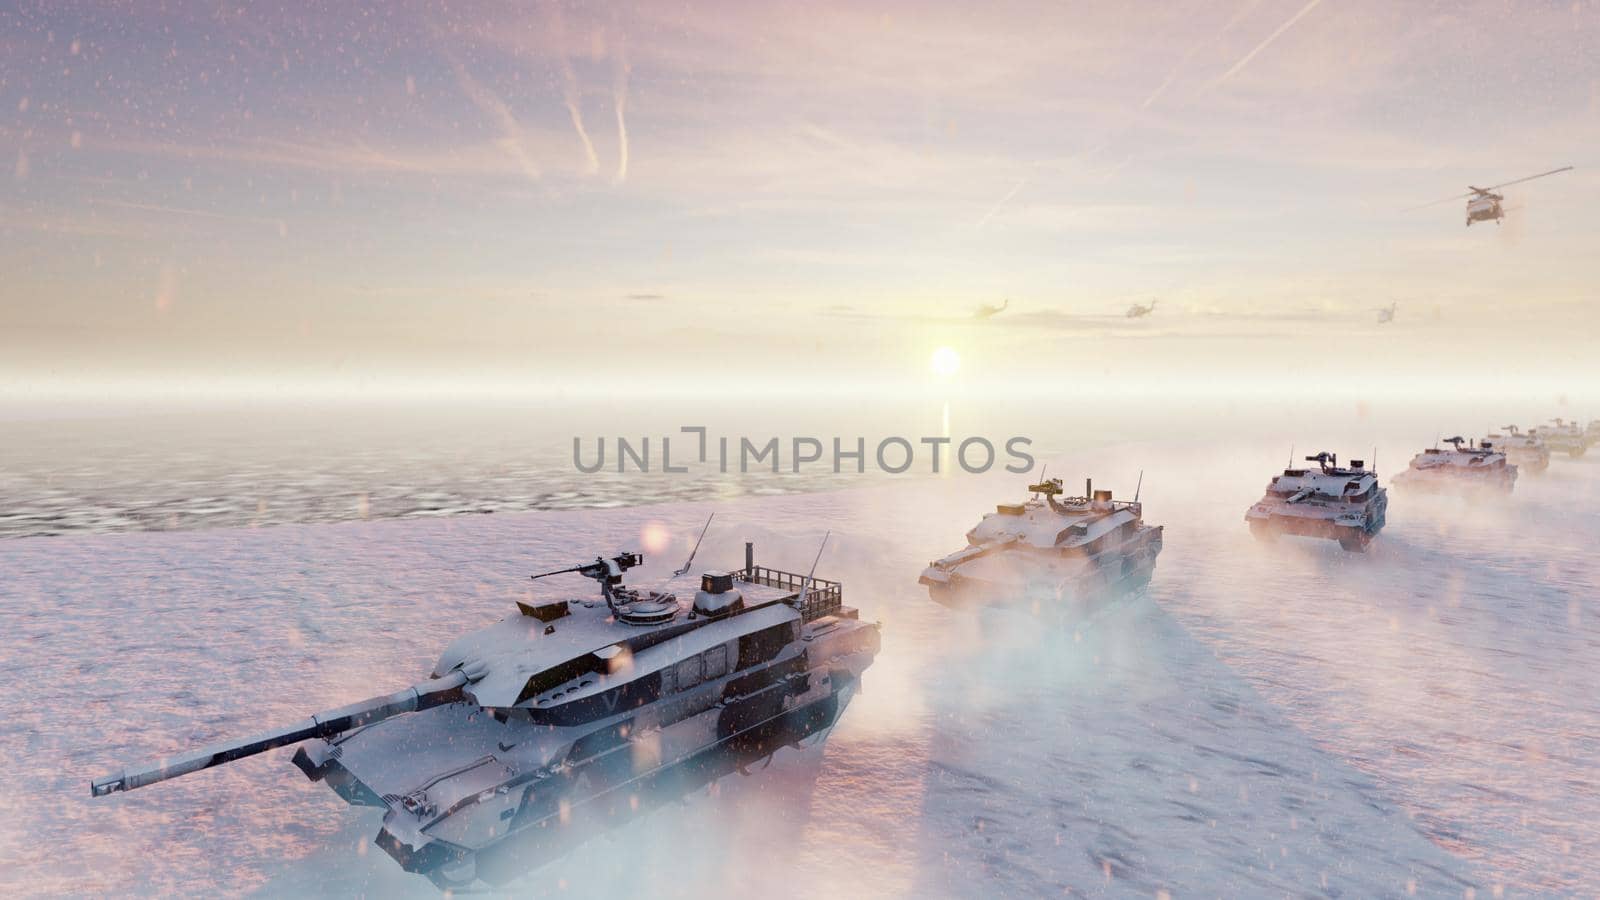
[90,670,469,797]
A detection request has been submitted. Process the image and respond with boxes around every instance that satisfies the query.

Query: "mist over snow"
[3,437,1595,897]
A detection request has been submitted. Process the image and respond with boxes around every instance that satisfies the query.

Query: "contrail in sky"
[976,175,1029,228]
[449,59,542,182]
[1209,0,1324,88]
[561,59,601,175]
[1142,0,1263,108]
[612,35,630,185]
[546,2,600,175]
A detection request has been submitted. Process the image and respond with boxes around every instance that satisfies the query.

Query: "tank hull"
[293,634,877,888]
[1247,510,1383,551]
[1541,437,1587,459]
[1501,448,1549,474]
[922,526,1162,623]
[1393,467,1516,494]
[463,681,851,889]
[1245,492,1387,552]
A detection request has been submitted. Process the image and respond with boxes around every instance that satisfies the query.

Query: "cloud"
[89,199,286,230]
[993,309,1148,333]
[7,0,1600,386]
[82,133,532,180]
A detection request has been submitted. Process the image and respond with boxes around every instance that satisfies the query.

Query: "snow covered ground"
[3,440,1595,897]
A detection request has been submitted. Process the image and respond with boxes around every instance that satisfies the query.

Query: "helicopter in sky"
[1375,302,1397,324]
[1126,299,1157,319]
[973,298,1009,319]
[1409,166,1573,226]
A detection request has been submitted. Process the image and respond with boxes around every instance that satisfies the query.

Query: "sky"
[2,0,1599,398]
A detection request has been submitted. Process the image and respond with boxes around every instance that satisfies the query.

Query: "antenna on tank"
[1133,469,1144,503]
[1372,446,1378,474]
[794,531,831,610]
[673,513,715,577]
[1287,444,1294,467]
[1033,465,1048,498]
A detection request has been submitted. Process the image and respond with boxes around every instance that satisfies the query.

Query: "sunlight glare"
[931,347,961,378]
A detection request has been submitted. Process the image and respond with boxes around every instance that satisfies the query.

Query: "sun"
[930,346,961,378]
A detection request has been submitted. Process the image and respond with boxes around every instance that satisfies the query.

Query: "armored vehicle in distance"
[1246,452,1387,552]
[91,539,880,889]
[1393,437,1517,494]
[1535,418,1590,459]
[1484,425,1550,474]
[919,475,1163,623]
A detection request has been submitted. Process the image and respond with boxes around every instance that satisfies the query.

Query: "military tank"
[1392,437,1517,494]
[1245,452,1387,552]
[1484,425,1550,474]
[91,537,880,889]
[1535,418,1589,458]
[918,475,1163,622]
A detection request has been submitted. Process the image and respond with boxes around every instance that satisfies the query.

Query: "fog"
[4,423,1594,896]
[5,388,1595,537]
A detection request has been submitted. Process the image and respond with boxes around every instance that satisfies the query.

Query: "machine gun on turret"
[1442,436,1467,450]
[531,552,643,614]
[1305,451,1337,473]
[1028,476,1063,497]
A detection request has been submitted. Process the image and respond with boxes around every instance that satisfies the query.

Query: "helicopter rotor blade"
[1401,191,1473,213]
[1482,166,1572,193]
[1402,167,1572,213]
